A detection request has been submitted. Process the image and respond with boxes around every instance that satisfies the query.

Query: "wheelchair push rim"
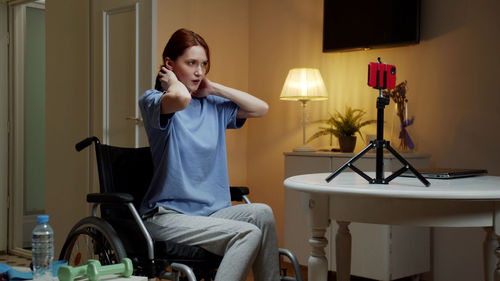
[59,216,127,266]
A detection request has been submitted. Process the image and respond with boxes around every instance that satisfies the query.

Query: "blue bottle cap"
[37,215,49,224]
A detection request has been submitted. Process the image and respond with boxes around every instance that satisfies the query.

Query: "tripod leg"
[325,142,375,183]
[385,166,411,182]
[384,143,430,187]
[349,164,374,183]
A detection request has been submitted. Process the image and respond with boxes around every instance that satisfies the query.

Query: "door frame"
[6,0,46,257]
[8,1,28,256]
[0,1,9,254]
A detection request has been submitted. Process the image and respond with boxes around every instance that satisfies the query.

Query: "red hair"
[155,29,210,91]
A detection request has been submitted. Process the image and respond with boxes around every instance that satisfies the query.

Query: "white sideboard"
[284,151,431,281]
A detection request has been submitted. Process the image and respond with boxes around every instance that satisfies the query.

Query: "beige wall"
[45,0,90,255]
[157,0,250,186]
[248,0,500,229]
[45,0,499,279]
[247,0,500,279]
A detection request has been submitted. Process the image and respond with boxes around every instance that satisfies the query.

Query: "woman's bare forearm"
[211,82,268,118]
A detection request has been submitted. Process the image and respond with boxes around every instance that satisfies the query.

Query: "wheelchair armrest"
[86,193,156,260]
[230,186,249,202]
[86,192,134,204]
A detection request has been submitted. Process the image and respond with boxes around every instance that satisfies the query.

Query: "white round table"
[284,172,500,281]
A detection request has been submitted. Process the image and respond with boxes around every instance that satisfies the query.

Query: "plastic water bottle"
[32,215,54,281]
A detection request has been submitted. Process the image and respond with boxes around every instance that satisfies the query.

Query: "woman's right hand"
[158,66,178,91]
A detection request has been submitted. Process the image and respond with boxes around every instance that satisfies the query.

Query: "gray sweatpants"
[143,203,280,281]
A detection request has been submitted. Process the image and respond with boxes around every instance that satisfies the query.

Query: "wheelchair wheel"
[59,216,127,266]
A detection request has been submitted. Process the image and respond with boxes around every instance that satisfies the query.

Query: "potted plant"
[308,106,376,152]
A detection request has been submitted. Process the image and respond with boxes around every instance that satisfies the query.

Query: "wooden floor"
[248,262,423,281]
[0,253,31,267]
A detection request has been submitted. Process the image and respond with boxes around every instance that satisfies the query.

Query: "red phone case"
[386,65,396,89]
[367,62,396,89]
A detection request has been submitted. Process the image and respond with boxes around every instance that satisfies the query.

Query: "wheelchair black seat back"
[92,139,153,211]
[59,137,303,281]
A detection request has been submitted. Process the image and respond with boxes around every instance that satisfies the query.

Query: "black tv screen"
[323,0,421,52]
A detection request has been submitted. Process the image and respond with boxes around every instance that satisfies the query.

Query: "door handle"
[126,116,143,124]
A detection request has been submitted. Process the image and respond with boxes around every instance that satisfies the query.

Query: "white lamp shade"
[280,68,328,101]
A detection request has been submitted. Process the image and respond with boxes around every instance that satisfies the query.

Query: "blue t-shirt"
[138,89,245,216]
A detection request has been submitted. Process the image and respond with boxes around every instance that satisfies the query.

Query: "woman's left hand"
[191,78,214,98]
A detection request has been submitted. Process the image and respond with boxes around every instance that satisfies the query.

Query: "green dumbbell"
[58,260,100,281]
[86,258,133,281]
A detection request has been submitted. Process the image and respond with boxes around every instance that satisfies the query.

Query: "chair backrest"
[94,142,154,215]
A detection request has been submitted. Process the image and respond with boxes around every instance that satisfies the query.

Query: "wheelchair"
[59,137,303,281]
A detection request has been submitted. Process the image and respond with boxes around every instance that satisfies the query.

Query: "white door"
[88,0,156,196]
[90,0,156,148]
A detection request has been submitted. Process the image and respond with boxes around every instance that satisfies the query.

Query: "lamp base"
[293,146,316,152]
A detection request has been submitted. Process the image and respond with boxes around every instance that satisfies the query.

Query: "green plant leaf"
[307,130,332,143]
[308,105,376,142]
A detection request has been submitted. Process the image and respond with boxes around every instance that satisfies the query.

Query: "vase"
[338,136,356,152]
[390,109,416,153]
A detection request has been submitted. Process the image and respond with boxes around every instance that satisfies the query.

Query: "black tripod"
[325,62,430,187]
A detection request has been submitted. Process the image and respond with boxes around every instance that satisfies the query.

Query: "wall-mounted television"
[323,0,421,52]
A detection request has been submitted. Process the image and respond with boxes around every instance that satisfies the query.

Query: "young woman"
[138,28,279,281]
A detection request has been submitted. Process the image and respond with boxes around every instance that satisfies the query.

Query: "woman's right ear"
[165,58,174,71]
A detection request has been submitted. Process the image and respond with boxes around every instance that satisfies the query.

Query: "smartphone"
[368,62,396,89]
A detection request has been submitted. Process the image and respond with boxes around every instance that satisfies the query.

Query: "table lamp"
[280,68,328,152]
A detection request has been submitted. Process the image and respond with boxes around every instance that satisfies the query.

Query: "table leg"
[336,221,351,281]
[484,227,497,281]
[307,194,329,281]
